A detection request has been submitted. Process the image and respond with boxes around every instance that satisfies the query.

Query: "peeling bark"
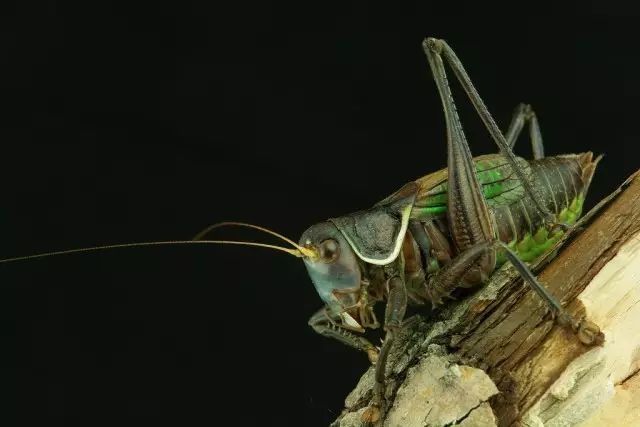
[331,172,640,427]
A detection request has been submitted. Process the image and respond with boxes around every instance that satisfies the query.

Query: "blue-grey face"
[299,222,362,312]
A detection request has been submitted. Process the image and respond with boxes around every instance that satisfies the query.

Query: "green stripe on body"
[496,194,585,265]
[413,194,585,272]
[413,157,525,220]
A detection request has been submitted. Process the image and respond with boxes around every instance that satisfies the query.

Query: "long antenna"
[0,239,306,264]
[192,221,317,258]
[193,222,298,246]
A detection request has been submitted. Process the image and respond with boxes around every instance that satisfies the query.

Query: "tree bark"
[332,171,640,427]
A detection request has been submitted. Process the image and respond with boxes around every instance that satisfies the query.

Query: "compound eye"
[319,238,340,263]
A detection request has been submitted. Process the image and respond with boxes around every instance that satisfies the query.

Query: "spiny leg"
[362,275,407,424]
[422,35,597,344]
[423,38,556,227]
[308,308,379,363]
[421,37,585,334]
[423,35,496,256]
[425,240,600,345]
[425,241,494,305]
[505,103,545,159]
[495,241,600,344]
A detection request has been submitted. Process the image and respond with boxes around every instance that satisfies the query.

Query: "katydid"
[0,38,602,423]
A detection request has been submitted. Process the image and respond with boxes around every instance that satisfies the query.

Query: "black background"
[2,3,639,426]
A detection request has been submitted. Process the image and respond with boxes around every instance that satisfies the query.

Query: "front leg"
[362,275,407,424]
[308,308,379,364]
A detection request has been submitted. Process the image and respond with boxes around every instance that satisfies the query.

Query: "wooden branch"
[332,171,640,427]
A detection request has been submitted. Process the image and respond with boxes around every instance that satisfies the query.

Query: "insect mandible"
[0,38,602,422]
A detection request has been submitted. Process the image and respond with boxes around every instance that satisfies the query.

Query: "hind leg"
[422,37,599,344]
[425,240,601,345]
[423,38,557,227]
[506,103,545,160]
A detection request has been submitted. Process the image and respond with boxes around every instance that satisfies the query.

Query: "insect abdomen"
[412,154,532,219]
[410,152,600,263]
[401,152,600,306]
[492,152,600,263]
